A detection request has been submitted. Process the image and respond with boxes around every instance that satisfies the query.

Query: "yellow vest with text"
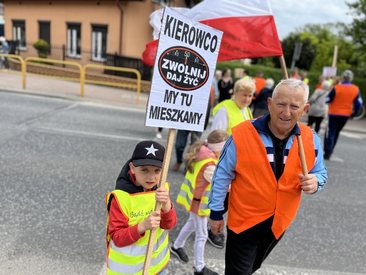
[176,158,216,216]
[105,185,169,275]
[212,99,253,135]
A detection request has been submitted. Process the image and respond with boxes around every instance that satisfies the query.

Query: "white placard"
[322,66,337,78]
[145,8,223,132]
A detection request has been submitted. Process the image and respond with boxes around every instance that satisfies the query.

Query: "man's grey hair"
[342,70,353,82]
[272,79,309,103]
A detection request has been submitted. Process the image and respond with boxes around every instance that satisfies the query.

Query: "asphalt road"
[0,91,365,275]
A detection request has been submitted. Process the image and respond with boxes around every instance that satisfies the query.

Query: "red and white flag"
[142,0,282,66]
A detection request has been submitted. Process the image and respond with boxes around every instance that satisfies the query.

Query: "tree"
[346,0,366,50]
[275,23,353,73]
[274,32,316,71]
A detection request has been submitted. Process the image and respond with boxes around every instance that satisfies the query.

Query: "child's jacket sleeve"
[108,197,177,247]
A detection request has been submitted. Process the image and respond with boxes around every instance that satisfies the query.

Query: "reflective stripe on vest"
[176,158,216,216]
[105,183,170,274]
[328,84,359,116]
[107,233,169,275]
[212,99,252,135]
[230,121,315,239]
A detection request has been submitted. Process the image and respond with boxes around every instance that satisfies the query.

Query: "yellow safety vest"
[105,184,169,275]
[213,99,253,135]
[176,158,217,216]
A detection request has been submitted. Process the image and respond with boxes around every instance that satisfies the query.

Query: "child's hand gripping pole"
[142,129,176,275]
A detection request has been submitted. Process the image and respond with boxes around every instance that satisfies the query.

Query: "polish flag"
[142,0,282,66]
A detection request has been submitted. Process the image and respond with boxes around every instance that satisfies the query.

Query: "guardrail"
[0,55,142,101]
[25,57,84,96]
[0,54,26,89]
[83,64,141,101]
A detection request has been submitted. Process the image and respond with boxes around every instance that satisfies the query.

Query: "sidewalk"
[0,70,149,110]
[0,70,365,134]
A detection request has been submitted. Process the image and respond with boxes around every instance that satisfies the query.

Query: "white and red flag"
[142,0,282,66]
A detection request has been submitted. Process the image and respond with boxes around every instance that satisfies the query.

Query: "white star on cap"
[145,144,159,156]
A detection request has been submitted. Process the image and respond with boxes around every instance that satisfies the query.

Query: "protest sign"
[145,7,222,132]
[322,66,337,78]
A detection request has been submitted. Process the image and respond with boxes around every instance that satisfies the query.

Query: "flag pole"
[279,55,308,175]
[142,128,176,275]
[331,45,338,68]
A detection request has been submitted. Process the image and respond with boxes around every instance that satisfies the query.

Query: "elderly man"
[208,79,328,274]
[324,70,363,160]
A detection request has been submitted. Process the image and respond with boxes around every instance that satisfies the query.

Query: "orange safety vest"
[229,121,315,239]
[254,77,266,94]
[328,84,359,116]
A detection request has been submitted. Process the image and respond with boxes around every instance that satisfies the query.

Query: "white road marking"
[80,101,146,113]
[341,132,366,140]
[35,126,148,141]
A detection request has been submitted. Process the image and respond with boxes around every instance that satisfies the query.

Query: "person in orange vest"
[208,79,328,274]
[105,140,177,274]
[252,78,275,118]
[324,70,363,160]
[253,71,266,97]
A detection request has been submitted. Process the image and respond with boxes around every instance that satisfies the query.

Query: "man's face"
[129,163,162,190]
[267,85,309,137]
[234,89,253,109]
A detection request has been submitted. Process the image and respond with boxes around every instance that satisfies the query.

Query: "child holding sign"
[171,130,228,275]
[105,140,177,275]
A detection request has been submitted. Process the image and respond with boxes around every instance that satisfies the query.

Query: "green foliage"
[216,61,366,103]
[353,77,366,103]
[33,39,50,58]
[216,61,283,83]
[346,0,366,50]
[277,24,350,73]
[274,32,316,71]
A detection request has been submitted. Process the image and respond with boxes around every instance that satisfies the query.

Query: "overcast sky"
[270,0,354,39]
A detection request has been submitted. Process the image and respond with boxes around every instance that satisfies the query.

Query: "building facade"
[3,0,186,64]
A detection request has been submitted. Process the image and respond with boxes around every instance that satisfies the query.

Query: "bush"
[33,39,50,58]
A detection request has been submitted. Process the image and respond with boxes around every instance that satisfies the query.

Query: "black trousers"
[225,217,283,275]
[307,115,324,133]
[324,115,349,159]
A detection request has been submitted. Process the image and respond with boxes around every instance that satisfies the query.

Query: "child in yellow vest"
[171,130,228,275]
[106,140,177,275]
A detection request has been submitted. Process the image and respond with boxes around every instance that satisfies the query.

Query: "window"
[91,25,107,61]
[39,21,51,53]
[67,23,81,58]
[12,20,26,49]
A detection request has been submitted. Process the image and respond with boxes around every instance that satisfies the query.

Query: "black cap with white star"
[131,140,165,168]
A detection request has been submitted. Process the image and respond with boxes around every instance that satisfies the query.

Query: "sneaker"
[194,266,219,275]
[170,245,189,263]
[207,229,225,249]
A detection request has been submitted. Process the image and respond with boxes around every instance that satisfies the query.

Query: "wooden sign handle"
[142,128,176,275]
